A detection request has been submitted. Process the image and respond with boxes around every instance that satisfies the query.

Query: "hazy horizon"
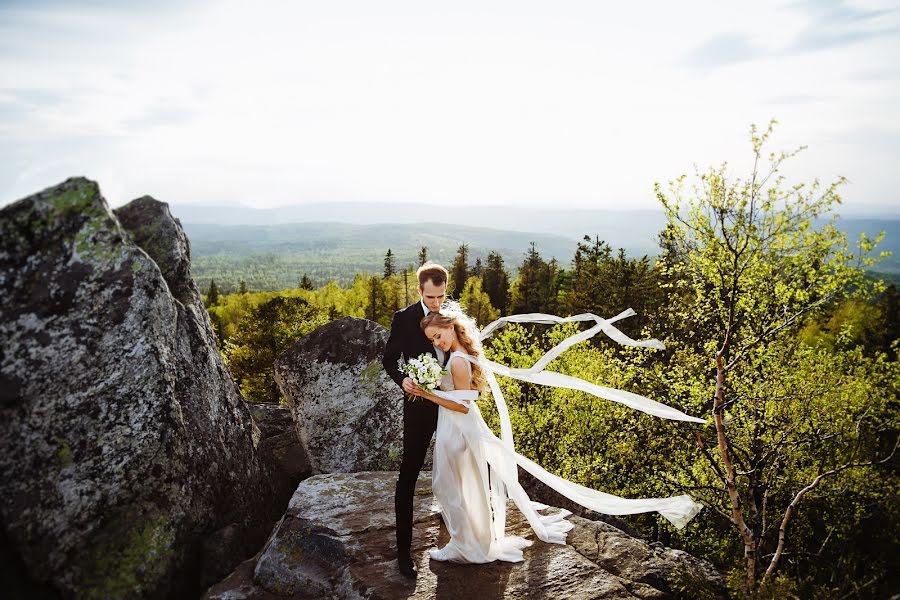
[162,197,900,216]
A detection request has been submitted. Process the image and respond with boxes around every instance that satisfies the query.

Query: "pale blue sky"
[1,0,898,212]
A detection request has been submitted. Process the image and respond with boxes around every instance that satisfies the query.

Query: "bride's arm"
[409,358,473,414]
[412,388,470,414]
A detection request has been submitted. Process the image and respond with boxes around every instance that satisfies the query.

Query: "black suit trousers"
[394,395,438,553]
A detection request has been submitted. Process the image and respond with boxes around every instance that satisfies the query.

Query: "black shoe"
[398,551,417,579]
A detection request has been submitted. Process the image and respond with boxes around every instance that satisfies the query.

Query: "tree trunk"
[713,349,757,592]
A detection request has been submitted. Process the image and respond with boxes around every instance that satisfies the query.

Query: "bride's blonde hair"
[420,303,488,392]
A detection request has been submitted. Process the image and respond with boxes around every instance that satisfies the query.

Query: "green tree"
[655,120,895,594]
[873,283,900,358]
[206,279,220,307]
[482,251,510,315]
[298,274,314,290]
[799,285,900,359]
[418,246,428,266]
[208,310,224,344]
[459,276,500,327]
[344,274,372,318]
[563,236,657,335]
[367,275,381,322]
[238,279,249,295]
[222,296,327,403]
[509,243,560,314]
[450,244,470,298]
[383,249,396,279]
[380,273,401,321]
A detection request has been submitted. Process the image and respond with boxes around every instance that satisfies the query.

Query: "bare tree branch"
[762,436,900,584]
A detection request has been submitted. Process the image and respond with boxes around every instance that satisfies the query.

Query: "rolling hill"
[171,203,900,292]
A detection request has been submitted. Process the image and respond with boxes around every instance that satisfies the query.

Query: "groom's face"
[420,279,446,313]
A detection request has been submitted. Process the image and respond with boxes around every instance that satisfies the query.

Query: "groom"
[382,261,449,578]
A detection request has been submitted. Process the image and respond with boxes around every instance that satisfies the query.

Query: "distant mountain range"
[168,202,900,290]
[180,221,594,290]
[170,202,669,249]
[181,221,587,262]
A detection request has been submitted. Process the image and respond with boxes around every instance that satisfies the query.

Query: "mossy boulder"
[274,317,434,474]
[0,177,285,599]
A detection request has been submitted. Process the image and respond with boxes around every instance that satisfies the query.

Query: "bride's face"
[425,324,456,352]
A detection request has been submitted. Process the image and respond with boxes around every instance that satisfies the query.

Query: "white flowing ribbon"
[429,308,706,537]
[475,309,706,425]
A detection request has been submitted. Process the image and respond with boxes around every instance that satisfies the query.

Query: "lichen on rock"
[0,177,285,599]
[274,317,434,474]
[78,508,176,600]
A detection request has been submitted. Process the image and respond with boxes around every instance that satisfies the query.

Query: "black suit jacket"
[383,302,438,389]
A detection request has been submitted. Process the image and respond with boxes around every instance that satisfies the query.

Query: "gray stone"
[273,317,434,474]
[250,402,298,440]
[205,471,726,600]
[250,403,312,531]
[0,177,283,599]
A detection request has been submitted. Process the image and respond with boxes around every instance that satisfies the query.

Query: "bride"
[408,305,704,564]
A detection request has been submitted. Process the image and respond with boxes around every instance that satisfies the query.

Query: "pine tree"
[473,257,483,277]
[383,249,396,279]
[238,279,249,295]
[509,243,559,314]
[299,274,314,290]
[418,246,428,266]
[206,279,220,306]
[482,251,510,315]
[545,257,561,314]
[449,244,470,298]
[564,235,656,334]
[567,235,612,314]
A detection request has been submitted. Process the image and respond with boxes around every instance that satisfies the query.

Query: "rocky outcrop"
[203,471,726,599]
[0,177,284,599]
[249,403,311,507]
[273,318,433,474]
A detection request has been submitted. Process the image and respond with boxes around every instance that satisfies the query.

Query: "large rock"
[0,177,285,599]
[273,317,433,474]
[249,403,311,507]
[203,471,726,599]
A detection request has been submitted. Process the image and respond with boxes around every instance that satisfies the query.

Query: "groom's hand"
[402,377,416,394]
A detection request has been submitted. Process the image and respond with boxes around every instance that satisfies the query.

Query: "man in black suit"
[382,262,449,579]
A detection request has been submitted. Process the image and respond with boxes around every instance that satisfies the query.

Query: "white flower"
[399,352,446,397]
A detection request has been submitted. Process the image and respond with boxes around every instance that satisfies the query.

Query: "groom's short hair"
[417,262,448,288]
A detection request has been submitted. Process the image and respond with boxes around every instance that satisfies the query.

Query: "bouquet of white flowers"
[398,353,446,401]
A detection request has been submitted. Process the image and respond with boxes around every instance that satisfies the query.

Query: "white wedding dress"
[429,350,574,563]
[427,309,706,564]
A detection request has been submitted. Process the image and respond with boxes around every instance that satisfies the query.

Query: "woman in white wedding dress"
[409,306,704,564]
